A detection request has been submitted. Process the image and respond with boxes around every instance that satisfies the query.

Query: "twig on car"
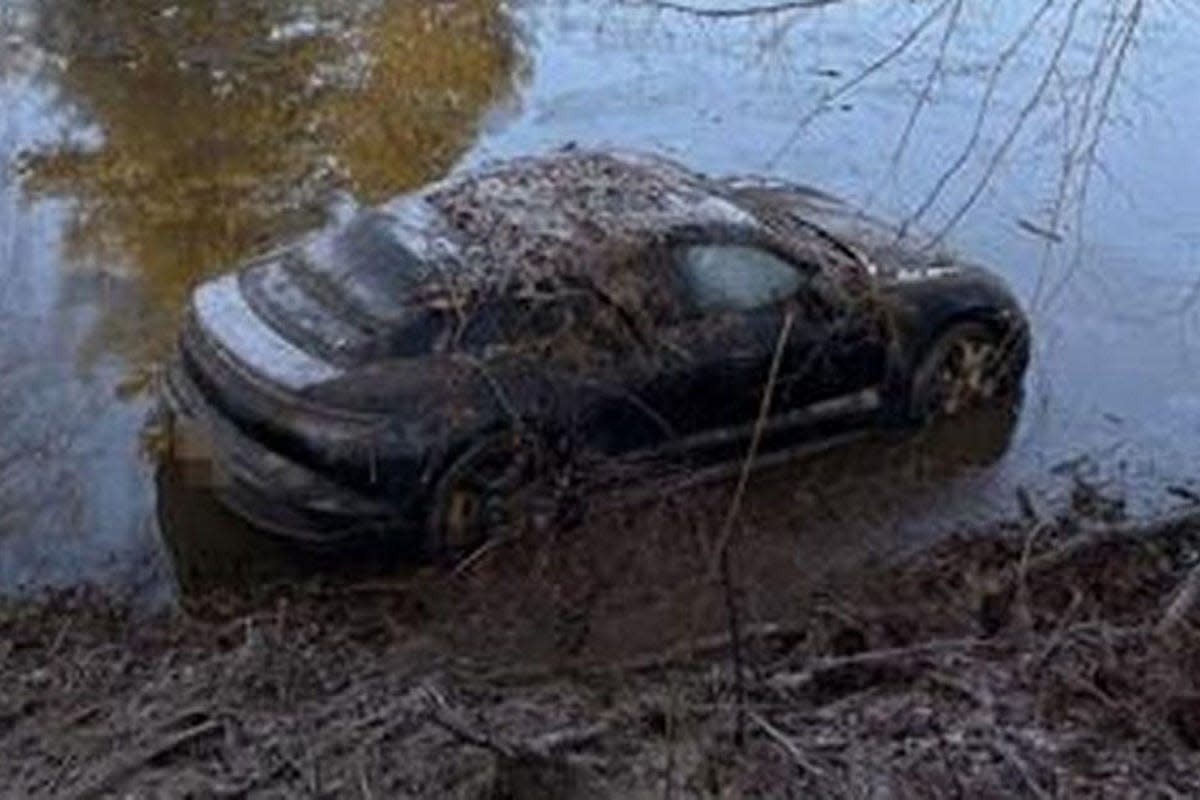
[457,354,522,428]
[708,306,796,574]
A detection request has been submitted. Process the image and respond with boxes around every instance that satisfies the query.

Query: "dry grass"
[3,493,1200,797]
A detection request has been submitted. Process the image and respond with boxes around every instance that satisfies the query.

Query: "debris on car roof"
[402,149,886,368]
[428,150,755,274]
[429,152,745,275]
[417,150,761,361]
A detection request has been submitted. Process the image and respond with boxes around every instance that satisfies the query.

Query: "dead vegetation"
[4,489,1200,797]
[416,149,868,377]
[417,150,737,373]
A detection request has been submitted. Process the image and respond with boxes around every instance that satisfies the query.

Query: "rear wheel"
[910,321,1020,421]
[424,431,540,565]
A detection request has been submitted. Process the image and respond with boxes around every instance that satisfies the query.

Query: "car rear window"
[334,211,436,292]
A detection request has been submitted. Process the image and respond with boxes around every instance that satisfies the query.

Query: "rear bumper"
[161,359,417,548]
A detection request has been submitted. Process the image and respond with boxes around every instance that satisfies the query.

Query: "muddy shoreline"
[5,495,1200,798]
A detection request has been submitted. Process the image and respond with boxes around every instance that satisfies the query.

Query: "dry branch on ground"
[3,505,1200,797]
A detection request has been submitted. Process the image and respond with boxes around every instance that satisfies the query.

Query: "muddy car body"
[164,150,1029,556]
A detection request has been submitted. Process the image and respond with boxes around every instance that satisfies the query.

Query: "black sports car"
[163,149,1029,559]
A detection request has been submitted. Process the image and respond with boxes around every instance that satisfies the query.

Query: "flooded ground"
[1,0,1198,597]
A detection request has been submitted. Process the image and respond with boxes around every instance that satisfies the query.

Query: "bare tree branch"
[767,0,955,168]
[1036,0,1144,312]
[888,0,965,177]
[897,0,1056,238]
[623,0,843,19]
[923,0,1087,247]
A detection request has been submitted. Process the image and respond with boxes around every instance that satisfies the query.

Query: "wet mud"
[4,493,1200,796]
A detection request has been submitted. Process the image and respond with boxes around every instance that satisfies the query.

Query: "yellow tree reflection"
[21,0,521,376]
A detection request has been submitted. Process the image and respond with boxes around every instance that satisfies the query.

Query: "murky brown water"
[1,0,1197,597]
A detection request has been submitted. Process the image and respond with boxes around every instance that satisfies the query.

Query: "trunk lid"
[190,194,461,394]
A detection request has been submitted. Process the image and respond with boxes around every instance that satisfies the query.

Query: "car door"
[646,240,886,460]
[770,261,887,419]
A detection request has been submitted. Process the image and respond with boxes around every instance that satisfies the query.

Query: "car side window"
[674,244,806,315]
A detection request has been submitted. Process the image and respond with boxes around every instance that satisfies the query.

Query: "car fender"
[874,273,1028,422]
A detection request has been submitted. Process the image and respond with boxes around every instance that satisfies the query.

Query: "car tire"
[909,320,1020,422]
[423,430,540,565]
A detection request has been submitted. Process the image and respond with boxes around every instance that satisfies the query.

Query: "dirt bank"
[4,498,1200,798]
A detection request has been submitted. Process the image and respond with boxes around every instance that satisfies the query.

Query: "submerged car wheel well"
[421,421,570,563]
[933,308,1028,375]
[948,308,1011,335]
[910,308,1014,370]
[883,310,1000,422]
[905,312,1024,423]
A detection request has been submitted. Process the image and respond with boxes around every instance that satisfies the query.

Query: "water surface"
[0,0,1197,596]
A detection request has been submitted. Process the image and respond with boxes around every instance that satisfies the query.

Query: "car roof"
[420,149,765,289]
[351,149,871,337]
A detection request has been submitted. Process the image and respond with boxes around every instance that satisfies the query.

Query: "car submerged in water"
[163,149,1029,561]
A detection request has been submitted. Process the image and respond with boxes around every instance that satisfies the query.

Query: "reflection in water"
[155,460,414,597]
[19,0,521,374]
